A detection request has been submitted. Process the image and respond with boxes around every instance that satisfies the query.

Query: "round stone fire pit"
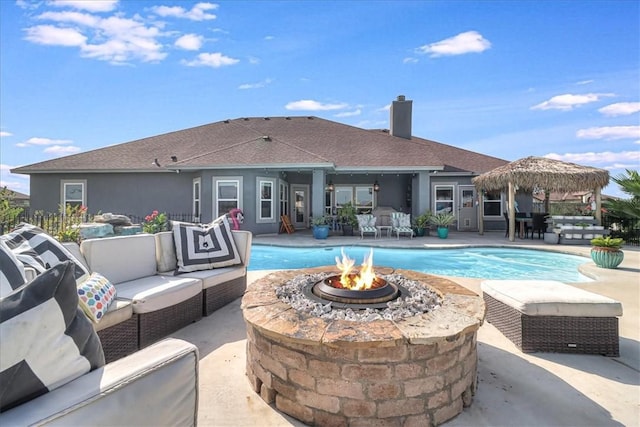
[242,266,485,426]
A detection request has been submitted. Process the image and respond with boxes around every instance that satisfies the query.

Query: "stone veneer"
[242,267,485,426]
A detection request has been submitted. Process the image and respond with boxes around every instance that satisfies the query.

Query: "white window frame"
[192,178,201,222]
[61,180,86,209]
[213,176,243,218]
[434,185,455,214]
[279,180,289,218]
[256,176,276,223]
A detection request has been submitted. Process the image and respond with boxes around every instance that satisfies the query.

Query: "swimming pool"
[248,245,592,282]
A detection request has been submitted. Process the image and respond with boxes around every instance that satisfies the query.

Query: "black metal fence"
[3,210,638,247]
[0,211,195,238]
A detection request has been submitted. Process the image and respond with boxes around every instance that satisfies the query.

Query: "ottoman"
[481,280,623,356]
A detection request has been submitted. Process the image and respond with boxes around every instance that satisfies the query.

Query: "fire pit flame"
[335,248,377,290]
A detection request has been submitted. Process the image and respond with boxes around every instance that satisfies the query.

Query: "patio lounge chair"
[391,212,414,239]
[356,214,378,239]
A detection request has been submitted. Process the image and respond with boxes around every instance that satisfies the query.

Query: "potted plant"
[337,202,358,236]
[311,216,331,239]
[413,211,432,237]
[429,212,456,239]
[590,236,624,269]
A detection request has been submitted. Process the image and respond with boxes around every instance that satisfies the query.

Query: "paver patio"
[170,230,639,426]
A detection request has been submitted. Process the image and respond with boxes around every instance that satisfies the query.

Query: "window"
[256,177,276,222]
[434,185,454,214]
[192,178,201,222]
[483,190,503,216]
[325,190,333,214]
[62,181,85,209]
[355,186,374,212]
[279,181,289,218]
[213,177,242,218]
[335,186,353,208]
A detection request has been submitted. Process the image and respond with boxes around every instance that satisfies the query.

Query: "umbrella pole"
[595,187,602,225]
[508,182,516,241]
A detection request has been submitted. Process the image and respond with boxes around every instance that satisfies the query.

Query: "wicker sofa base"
[483,293,619,356]
[139,292,203,348]
[97,314,139,363]
[203,276,247,316]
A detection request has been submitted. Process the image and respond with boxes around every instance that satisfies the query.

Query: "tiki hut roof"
[472,156,609,192]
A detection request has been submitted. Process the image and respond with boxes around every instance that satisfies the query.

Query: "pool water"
[248,245,592,283]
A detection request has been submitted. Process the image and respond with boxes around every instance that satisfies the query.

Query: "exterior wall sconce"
[326,181,334,192]
[373,180,380,192]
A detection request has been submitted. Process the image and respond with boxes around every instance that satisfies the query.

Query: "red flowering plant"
[143,210,168,234]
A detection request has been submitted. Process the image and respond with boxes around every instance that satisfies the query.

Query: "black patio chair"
[531,213,547,239]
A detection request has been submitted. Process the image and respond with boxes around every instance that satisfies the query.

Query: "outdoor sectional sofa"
[0,220,251,424]
[73,228,252,362]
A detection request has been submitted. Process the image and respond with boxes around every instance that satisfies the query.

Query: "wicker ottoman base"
[139,292,203,348]
[483,293,619,356]
[203,276,247,316]
[97,314,139,363]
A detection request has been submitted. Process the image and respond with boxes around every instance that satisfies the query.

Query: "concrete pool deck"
[170,230,639,426]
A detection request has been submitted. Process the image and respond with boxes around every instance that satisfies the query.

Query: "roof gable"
[12,116,505,174]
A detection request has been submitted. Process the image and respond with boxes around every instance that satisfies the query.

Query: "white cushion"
[115,275,202,314]
[81,234,157,284]
[161,266,246,290]
[481,280,623,317]
[94,298,134,332]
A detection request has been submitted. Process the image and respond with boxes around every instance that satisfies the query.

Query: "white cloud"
[49,0,119,13]
[531,93,614,111]
[25,24,87,46]
[0,131,12,137]
[175,34,204,50]
[264,35,274,41]
[416,31,491,57]
[181,52,239,67]
[403,57,418,64]
[285,100,348,111]
[43,145,82,155]
[598,102,640,117]
[25,11,167,64]
[334,109,361,118]
[151,3,218,21]
[576,79,594,85]
[38,11,100,26]
[238,78,273,90]
[545,150,640,164]
[576,126,640,140]
[16,137,73,147]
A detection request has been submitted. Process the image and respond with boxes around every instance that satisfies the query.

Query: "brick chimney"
[390,95,412,139]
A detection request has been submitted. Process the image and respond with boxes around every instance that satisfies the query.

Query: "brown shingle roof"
[12,116,505,173]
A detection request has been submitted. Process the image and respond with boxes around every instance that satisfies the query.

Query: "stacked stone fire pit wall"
[242,267,485,426]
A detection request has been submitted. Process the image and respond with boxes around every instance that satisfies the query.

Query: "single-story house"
[12,96,511,234]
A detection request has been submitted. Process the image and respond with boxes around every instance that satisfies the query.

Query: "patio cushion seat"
[390,212,414,239]
[481,280,622,356]
[114,275,202,314]
[481,280,623,317]
[94,298,135,332]
[356,215,378,239]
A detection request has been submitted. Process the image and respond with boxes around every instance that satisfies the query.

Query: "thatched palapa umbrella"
[472,156,609,241]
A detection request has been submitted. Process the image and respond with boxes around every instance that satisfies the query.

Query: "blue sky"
[1,0,638,198]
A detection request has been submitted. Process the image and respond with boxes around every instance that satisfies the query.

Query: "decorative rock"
[79,223,114,239]
[93,213,133,226]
